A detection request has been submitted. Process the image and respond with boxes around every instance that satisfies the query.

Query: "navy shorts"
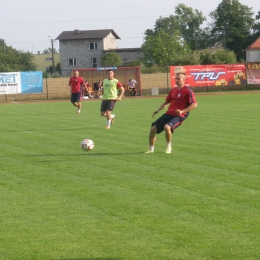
[152,113,188,134]
[71,92,81,103]
[100,100,116,112]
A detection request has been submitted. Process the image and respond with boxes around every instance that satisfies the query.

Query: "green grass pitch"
[0,92,260,260]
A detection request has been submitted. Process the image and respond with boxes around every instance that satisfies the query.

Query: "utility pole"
[48,36,55,75]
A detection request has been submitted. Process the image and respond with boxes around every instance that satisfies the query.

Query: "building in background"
[245,36,260,62]
[55,29,143,76]
[33,52,60,72]
[103,48,143,66]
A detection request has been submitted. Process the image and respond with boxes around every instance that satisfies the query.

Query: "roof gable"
[246,37,260,50]
[56,29,120,41]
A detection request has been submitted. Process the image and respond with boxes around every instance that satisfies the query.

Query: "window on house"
[68,58,76,66]
[89,42,98,50]
[92,58,97,68]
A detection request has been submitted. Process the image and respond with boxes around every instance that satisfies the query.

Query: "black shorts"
[152,113,188,134]
[100,100,116,112]
[71,92,81,103]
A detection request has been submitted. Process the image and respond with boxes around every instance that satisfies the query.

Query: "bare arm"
[152,101,170,117]
[82,82,87,89]
[117,86,125,101]
[175,102,197,116]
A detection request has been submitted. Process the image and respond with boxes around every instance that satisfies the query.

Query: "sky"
[1,0,259,54]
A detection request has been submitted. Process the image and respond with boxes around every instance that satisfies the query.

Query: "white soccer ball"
[80,139,94,151]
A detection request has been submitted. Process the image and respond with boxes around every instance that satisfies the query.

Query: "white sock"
[166,142,171,147]
[107,119,111,127]
[78,109,81,113]
[111,114,115,119]
[150,146,154,152]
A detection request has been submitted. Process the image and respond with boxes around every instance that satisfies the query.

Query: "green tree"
[0,41,36,72]
[142,30,196,67]
[56,62,61,74]
[209,0,255,61]
[146,4,207,50]
[251,11,260,42]
[101,52,122,66]
[126,60,142,66]
[47,63,61,75]
[198,49,237,64]
[42,47,58,54]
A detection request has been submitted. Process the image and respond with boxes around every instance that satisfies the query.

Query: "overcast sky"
[1,0,259,54]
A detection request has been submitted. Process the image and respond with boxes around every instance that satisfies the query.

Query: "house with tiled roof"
[55,29,143,75]
[56,29,121,74]
[245,37,260,62]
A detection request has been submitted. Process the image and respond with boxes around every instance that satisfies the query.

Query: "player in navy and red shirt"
[145,66,197,154]
[68,70,87,114]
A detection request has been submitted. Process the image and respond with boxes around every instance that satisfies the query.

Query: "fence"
[0,73,259,102]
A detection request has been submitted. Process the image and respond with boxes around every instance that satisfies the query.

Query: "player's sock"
[111,114,115,124]
[107,119,111,127]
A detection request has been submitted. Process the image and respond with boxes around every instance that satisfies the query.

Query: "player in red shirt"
[145,66,197,154]
[68,71,87,114]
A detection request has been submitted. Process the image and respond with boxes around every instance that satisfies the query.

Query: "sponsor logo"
[0,73,17,84]
[190,71,226,81]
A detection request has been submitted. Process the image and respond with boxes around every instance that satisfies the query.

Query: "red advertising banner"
[170,64,246,87]
[247,62,260,84]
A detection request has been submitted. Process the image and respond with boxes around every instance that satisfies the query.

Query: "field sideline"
[0,91,260,260]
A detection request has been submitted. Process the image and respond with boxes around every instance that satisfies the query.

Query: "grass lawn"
[0,92,260,260]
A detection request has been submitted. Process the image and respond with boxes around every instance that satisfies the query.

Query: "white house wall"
[103,33,117,50]
[248,50,260,62]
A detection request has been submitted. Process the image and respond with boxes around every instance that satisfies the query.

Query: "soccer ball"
[80,139,94,151]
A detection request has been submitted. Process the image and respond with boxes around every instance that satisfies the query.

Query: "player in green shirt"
[100,69,125,129]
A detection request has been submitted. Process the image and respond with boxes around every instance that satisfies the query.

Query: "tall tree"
[209,0,255,61]
[251,11,260,40]
[0,42,36,72]
[145,4,207,50]
[142,30,197,66]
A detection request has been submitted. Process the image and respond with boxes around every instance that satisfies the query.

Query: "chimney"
[37,51,41,54]
[74,29,80,34]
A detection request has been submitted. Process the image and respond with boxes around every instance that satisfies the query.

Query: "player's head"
[174,66,186,76]
[74,70,79,77]
[174,67,186,86]
[107,69,114,79]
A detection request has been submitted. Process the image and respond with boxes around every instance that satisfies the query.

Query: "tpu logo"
[190,72,226,81]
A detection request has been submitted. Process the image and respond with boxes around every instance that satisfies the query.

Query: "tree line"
[141,0,260,68]
[1,0,259,72]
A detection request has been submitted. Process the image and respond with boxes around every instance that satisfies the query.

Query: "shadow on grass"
[0,152,150,159]
[21,152,140,157]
